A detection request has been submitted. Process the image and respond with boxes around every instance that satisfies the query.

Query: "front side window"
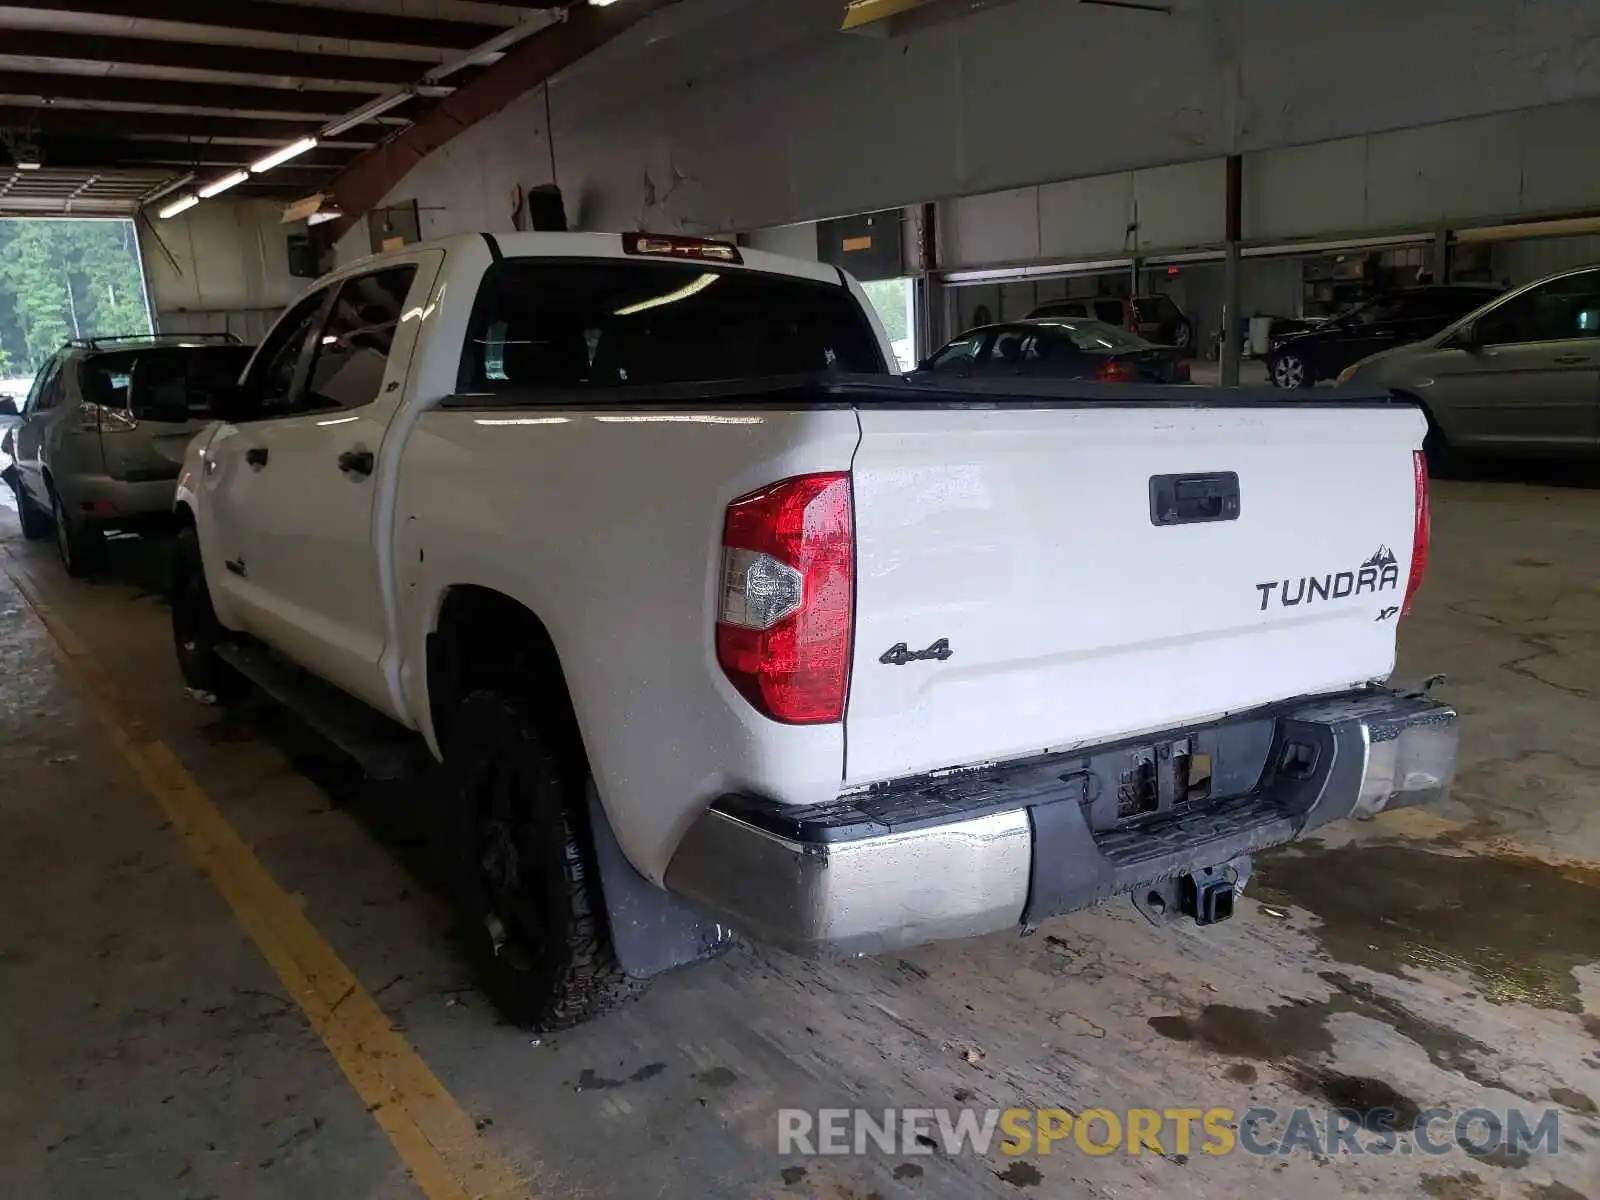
[988,327,1028,366]
[1475,271,1600,346]
[22,359,61,414]
[460,259,885,392]
[303,266,418,411]
[240,289,330,419]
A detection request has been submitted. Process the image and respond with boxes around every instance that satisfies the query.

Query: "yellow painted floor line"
[4,559,533,1200]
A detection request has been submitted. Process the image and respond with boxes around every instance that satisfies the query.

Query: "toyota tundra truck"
[171,231,1459,1030]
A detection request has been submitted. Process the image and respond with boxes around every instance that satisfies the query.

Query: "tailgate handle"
[1149,472,1240,526]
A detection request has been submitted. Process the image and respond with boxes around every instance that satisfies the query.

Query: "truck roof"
[333,231,845,289]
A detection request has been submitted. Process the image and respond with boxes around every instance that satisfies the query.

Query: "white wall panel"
[1362,114,1523,230]
[1133,160,1226,251]
[945,188,1039,268]
[1036,174,1133,263]
[366,0,1600,247]
[746,223,818,260]
[141,199,301,338]
[1243,137,1368,241]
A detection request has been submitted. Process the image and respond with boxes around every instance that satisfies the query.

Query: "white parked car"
[172,231,1459,1029]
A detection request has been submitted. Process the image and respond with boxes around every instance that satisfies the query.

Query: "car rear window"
[81,345,253,415]
[460,258,886,392]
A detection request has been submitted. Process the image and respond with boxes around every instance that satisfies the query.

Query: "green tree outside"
[0,218,152,376]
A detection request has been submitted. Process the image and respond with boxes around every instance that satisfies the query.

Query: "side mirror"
[204,382,243,423]
[0,397,17,417]
[1452,322,1482,351]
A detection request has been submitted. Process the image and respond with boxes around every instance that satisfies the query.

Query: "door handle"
[1552,354,1591,366]
[338,448,375,477]
[245,446,268,469]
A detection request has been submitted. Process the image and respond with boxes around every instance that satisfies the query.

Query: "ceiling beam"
[30,134,353,171]
[0,0,507,51]
[0,105,359,141]
[332,0,664,221]
[0,30,423,85]
[0,71,377,116]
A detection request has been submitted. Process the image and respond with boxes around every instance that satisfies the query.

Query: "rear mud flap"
[586,786,736,981]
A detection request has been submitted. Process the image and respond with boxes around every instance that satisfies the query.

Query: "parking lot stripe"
[3,561,533,1200]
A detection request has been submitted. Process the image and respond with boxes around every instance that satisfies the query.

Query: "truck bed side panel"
[395,406,862,884]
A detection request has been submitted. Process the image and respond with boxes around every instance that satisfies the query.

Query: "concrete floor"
[2,480,1599,1200]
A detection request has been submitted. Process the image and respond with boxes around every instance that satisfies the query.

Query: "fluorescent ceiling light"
[307,209,343,227]
[16,160,41,171]
[198,170,249,199]
[158,194,200,219]
[251,138,318,174]
[613,272,719,316]
[322,92,412,139]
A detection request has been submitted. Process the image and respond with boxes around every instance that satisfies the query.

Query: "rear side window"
[1131,296,1178,322]
[1092,299,1126,324]
[460,259,885,391]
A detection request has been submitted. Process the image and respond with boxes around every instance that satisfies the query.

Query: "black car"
[1266,284,1504,389]
[910,318,1191,384]
[1027,293,1194,351]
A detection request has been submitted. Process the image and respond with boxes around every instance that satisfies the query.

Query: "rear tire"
[447,689,639,1030]
[171,526,244,704]
[50,487,103,577]
[13,480,50,541]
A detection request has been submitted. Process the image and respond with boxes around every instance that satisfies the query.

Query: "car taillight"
[1094,359,1135,383]
[716,472,853,724]
[77,402,138,433]
[1402,449,1430,616]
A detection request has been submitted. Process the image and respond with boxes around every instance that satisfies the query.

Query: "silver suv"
[1338,265,1600,467]
[2,335,253,576]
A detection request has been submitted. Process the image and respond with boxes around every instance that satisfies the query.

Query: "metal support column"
[1219,154,1243,387]
[1431,224,1451,284]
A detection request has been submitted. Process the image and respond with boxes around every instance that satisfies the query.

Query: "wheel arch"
[425,584,586,784]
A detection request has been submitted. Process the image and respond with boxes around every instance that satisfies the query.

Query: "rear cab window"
[459,259,886,392]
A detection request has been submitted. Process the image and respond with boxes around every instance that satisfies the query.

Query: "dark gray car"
[1338,265,1600,465]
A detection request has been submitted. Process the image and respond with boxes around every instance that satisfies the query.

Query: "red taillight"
[716,473,853,724]
[1094,359,1136,383]
[1402,449,1430,616]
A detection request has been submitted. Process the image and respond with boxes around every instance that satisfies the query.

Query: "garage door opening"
[859,276,917,370]
[0,218,153,394]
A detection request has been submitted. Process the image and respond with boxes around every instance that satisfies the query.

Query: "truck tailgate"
[844,401,1426,786]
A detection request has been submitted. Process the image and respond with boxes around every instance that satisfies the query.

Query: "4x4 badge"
[880,638,953,667]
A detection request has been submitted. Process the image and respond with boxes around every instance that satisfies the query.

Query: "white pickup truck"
[172,231,1459,1030]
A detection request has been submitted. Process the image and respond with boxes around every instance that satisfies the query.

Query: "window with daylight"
[0,219,154,392]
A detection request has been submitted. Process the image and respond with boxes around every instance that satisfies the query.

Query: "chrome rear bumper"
[664,686,1458,956]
